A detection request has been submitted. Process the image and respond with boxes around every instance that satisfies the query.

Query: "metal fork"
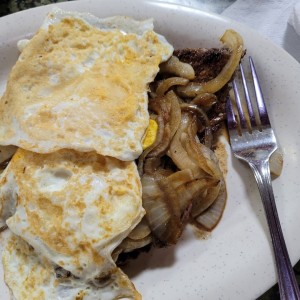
[226,57,300,300]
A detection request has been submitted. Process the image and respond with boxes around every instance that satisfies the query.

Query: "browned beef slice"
[173,48,231,83]
[174,48,231,137]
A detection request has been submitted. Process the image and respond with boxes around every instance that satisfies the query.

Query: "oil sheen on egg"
[3,233,141,300]
[0,8,173,161]
[0,149,145,281]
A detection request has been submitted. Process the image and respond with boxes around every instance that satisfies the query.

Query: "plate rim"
[0,1,300,299]
[1,0,299,66]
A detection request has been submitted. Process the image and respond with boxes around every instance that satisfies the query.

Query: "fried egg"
[0,8,173,161]
[0,149,145,281]
[2,233,141,300]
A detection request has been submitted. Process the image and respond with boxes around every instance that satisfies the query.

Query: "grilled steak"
[174,48,231,141]
[174,48,230,83]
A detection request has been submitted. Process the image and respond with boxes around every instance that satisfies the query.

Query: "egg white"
[0,149,144,282]
[2,232,141,300]
[0,8,173,161]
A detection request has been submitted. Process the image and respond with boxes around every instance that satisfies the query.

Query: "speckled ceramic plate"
[0,1,300,299]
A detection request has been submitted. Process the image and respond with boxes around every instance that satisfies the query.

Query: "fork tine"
[226,95,238,131]
[249,56,270,126]
[232,79,247,130]
[240,63,256,128]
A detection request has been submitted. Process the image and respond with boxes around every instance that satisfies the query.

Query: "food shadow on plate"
[121,247,175,278]
[120,227,193,278]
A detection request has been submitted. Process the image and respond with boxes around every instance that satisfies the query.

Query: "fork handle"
[249,160,300,300]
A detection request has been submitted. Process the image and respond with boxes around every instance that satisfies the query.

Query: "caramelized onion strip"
[185,123,223,178]
[191,181,221,217]
[192,180,227,231]
[156,77,189,97]
[121,236,153,253]
[167,91,182,139]
[160,56,195,80]
[191,93,217,109]
[128,218,151,240]
[181,104,213,148]
[167,113,197,171]
[142,183,182,246]
[176,178,216,214]
[147,91,181,159]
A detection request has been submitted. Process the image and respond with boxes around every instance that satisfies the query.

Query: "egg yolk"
[142,119,158,150]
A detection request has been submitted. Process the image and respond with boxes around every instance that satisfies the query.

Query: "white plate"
[0,1,300,299]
